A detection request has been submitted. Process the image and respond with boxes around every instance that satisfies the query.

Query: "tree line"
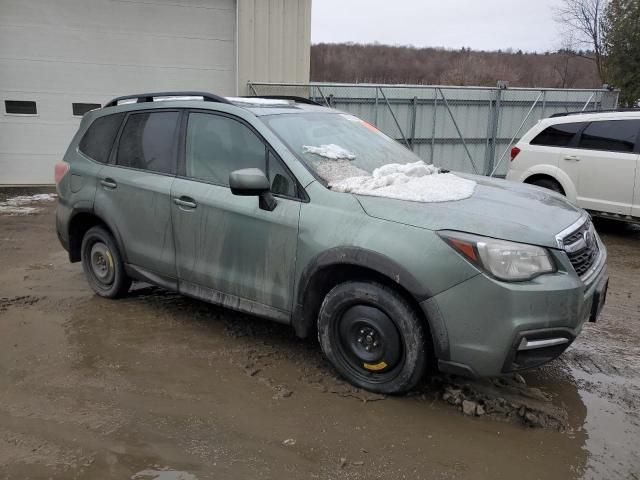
[310,43,601,89]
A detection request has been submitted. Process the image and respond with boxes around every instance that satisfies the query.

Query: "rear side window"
[530,122,587,147]
[578,120,640,153]
[185,112,266,186]
[116,111,180,174]
[79,113,124,163]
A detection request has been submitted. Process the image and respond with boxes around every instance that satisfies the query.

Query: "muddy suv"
[55,92,609,394]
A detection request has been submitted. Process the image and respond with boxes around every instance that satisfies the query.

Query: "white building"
[0,0,312,185]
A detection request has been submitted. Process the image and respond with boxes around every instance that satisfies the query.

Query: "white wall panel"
[0,0,237,185]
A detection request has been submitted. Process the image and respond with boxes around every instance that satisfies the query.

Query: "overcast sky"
[312,0,562,52]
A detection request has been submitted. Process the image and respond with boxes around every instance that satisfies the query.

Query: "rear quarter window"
[530,122,588,147]
[79,113,125,163]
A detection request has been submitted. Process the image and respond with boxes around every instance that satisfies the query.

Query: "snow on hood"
[330,160,476,203]
[0,193,56,215]
[302,144,356,160]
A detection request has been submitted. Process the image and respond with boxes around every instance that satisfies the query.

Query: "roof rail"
[550,107,640,118]
[104,91,231,108]
[244,95,323,106]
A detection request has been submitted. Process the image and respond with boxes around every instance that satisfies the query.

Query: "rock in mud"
[462,400,477,416]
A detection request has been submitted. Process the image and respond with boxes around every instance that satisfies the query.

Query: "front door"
[94,110,180,278]
[171,111,301,316]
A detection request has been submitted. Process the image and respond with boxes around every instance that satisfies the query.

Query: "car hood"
[354,174,584,248]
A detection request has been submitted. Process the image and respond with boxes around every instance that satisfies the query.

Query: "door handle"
[173,196,197,209]
[563,155,580,162]
[100,178,117,189]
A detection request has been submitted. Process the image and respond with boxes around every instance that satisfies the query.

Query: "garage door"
[0,0,237,185]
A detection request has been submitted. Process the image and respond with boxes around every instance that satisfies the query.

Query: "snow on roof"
[226,97,293,106]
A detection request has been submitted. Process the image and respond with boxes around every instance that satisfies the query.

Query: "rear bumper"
[421,246,608,378]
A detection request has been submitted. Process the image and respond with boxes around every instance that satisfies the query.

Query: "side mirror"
[229,168,276,211]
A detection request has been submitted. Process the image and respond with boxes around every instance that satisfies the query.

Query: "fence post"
[374,87,379,126]
[485,87,501,175]
[430,89,437,164]
[409,96,418,151]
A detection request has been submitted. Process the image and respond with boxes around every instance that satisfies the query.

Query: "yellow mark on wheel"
[363,361,387,371]
[105,250,114,269]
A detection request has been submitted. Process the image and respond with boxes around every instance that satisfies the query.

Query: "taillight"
[54,161,70,186]
[510,146,521,161]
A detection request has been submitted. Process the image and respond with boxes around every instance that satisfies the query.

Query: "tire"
[80,225,131,298]
[531,177,564,195]
[317,281,428,394]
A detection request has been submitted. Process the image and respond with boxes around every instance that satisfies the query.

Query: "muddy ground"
[0,196,638,479]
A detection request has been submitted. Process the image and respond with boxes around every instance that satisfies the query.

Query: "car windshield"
[261,112,421,184]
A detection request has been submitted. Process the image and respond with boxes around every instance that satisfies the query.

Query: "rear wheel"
[530,177,564,195]
[317,281,428,394]
[81,226,131,298]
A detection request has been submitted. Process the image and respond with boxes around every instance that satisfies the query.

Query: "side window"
[530,122,587,147]
[578,120,640,153]
[116,111,180,174]
[79,113,124,163]
[186,113,266,186]
[268,151,297,197]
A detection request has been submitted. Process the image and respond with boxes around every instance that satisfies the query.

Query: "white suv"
[506,111,640,223]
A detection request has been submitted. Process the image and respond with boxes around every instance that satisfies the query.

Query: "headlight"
[438,231,556,281]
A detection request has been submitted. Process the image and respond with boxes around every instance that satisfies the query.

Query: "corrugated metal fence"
[247,82,619,176]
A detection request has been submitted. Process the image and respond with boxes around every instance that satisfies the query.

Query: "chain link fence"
[247,82,619,176]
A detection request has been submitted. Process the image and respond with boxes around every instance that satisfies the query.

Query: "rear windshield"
[79,113,125,163]
[260,112,420,184]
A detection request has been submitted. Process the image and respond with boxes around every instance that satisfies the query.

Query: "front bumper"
[421,242,608,378]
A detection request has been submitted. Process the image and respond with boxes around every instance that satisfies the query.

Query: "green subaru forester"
[55,92,608,394]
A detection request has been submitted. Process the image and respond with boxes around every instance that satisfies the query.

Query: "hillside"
[310,43,601,88]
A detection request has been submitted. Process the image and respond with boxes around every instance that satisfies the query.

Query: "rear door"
[570,119,640,215]
[94,109,180,278]
[171,110,301,316]
[528,121,588,197]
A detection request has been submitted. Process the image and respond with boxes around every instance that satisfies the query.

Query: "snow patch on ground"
[330,160,476,203]
[132,468,198,480]
[0,193,56,215]
[302,144,356,160]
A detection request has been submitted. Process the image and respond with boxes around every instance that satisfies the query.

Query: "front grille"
[561,220,599,278]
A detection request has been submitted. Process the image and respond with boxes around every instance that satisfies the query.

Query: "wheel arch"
[68,210,126,263]
[292,247,435,347]
[520,164,577,202]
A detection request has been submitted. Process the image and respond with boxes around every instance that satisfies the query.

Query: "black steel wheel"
[318,281,428,394]
[81,225,131,298]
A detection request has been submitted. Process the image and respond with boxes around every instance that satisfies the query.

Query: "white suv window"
[577,120,640,153]
[530,122,587,147]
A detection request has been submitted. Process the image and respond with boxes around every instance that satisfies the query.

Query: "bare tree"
[555,0,608,82]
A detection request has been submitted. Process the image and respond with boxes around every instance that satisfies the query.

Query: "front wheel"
[317,281,428,394]
[81,225,131,298]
